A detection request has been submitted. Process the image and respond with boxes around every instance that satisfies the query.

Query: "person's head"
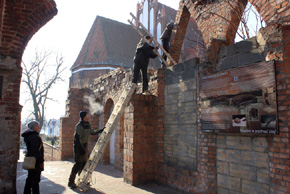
[80,111,89,122]
[28,121,40,133]
[167,22,174,30]
[145,35,153,43]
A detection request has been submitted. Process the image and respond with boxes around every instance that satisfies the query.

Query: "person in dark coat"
[160,22,175,66]
[21,121,44,194]
[132,35,158,94]
[68,111,105,189]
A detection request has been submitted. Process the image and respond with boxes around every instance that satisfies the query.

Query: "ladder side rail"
[129,12,177,65]
[128,19,169,67]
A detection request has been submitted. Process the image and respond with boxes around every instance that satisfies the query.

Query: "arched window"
[157,22,162,54]
[235,2,266,42]
[139,13,143,24]
[143,0,149,29]
[150,8,154,35]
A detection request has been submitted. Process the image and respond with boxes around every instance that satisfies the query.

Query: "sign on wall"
[200,61,278,134]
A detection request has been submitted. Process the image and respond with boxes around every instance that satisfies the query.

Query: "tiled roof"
[71,16,142,71]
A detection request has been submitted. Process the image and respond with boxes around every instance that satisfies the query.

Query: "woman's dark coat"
[21,129,44,171]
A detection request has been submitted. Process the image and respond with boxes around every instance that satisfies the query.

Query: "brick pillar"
[60,88,88,160]
[155,68,166,181]
[170,3,191,65]
[115,114,125,170]
[0,62,22,194]
[124,94,156,185]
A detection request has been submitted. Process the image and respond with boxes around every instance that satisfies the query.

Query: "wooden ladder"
[128,12,177,66]
[76,83,137,191]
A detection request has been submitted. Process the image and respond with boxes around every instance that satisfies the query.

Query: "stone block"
[219,55,239,71]
[217,174,241,192]
[234,37,258,54]
[230,163,256,180]
[257,168,270,184]
[242,179,269,194]
[173,63,183,73]
[238,49,264,67]
[165,84,180,95]
[217,187,229,194]
[178,156,195,170]
[226,136,252,150]
[217,161,230,175]
[252,137,268,152]
[180,90,195,102]
[240,151,269,168]
[183,66,196,80]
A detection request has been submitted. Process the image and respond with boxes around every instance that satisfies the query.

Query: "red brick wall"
[60,88,90,160]
[124,94,156,185]
[261,24,290,194]
[0,0,57,192]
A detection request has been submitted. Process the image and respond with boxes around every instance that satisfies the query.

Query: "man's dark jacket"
[133,41,157,66]
[22,129,44,171]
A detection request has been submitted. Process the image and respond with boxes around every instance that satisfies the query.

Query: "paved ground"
[17,151,182,194]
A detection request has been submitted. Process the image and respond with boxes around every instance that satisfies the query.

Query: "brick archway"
[172,0,290,65]
[0,0,57,192]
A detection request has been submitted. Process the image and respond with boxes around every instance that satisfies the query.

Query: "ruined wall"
[168,1,290,192]
[59,1,290,193]
[0,0,57,192]
[155,58,217,193]
[60,88,91,160]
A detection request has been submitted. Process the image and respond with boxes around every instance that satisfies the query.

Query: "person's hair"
[79,111,88,120]
[27,121,39,130]
[145,35,151,40]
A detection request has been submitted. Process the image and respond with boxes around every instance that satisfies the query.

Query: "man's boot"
[68,172,77,189]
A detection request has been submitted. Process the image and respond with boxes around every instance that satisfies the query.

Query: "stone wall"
[155,58,218,193]
[217,136,270,193]
[164,59,198,170]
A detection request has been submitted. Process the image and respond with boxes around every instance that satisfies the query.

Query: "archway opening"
[235,2,266,42]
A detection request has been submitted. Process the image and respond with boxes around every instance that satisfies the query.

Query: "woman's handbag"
[22,156,36,170]
[22,142,43,170]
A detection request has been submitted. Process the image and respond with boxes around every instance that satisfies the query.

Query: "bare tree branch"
[21,49,67,128]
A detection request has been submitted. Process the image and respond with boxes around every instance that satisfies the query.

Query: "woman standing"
[21,121,44,194]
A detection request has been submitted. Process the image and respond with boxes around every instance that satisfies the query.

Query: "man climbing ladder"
[128,12,177,67]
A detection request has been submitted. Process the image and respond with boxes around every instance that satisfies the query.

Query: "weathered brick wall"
[60,88,90,160]
[123,94,157,185]
[43,142,61,161]
[156,58,217,193]
[217,136,270,193]
[0,0,57,193]
[164,59,198,170]
[169,1,290,193]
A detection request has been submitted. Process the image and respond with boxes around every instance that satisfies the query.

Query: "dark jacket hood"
[21,129,38,138]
